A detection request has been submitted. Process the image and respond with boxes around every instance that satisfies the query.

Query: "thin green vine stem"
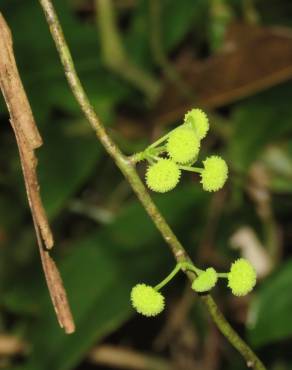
[181,262,203,275]
[38,1,265,369]
[154,264,181,291]
[148,132,170,149]
[179,165,203,173]
[155,262,203,291]
[218,272,229,278]
[131,145,166,164]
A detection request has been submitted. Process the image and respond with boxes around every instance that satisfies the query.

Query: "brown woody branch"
[0,13,75,334]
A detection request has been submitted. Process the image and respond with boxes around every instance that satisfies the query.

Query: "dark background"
[1,0,292,369]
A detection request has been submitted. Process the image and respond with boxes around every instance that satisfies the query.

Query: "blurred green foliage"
[1,0,292,369]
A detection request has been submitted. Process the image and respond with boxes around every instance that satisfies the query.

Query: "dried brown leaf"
[155,23,292,126]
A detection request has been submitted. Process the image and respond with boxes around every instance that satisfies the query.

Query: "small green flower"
[200,155,228,192]
[192,267,218,292]
[131,284,165,317]
[146,159,181,193]
[228,258,256,297]
[184,108,209,140]
[166,126,200,164]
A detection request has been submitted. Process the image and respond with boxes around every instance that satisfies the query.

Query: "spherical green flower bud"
[184,108,209,140]
[166,126,200,164]
[192,267,218,293]
[227,258,256,297]
[146,159,181,193]
[200,155,228,192]
[131,284,165,317]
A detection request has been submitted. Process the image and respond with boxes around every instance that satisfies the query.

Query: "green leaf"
[37,119,101,218]
[29,243,133,370]
[208,0,234,51]
[109,185,207,250]
[125,0,152,67]
[229,84,292,172]
[9,118,101,219]
[162,0,205,51]
[125,0,206,65]
[248,260,292,347]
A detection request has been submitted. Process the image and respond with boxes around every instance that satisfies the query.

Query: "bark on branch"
[0,13,75,334]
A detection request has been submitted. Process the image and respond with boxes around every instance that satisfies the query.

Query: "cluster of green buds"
[130,108,252,318]
[134,108,228,193]
[130,259,257,317]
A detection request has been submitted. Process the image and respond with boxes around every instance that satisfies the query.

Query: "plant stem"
[38,1,266,368]
[131,146,166,164]
[148,132,170,149]
[218,272,229,278]
[181,262,203,275]
[154,264,181,291]
[155,262,203,291]
[179,165,203,173]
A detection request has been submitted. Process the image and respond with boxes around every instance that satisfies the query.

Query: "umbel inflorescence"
[134,108,228,193]
[130,109,256,318]
[130,259,257,317]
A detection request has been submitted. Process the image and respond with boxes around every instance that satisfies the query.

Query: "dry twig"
[0,13,75,334]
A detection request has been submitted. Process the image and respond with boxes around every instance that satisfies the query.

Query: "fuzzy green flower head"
[146,159,181,193]
[184,108,209,140]
[228,258,256,297]
[192,267,218,293]
[200,155,228,192]
[166,126,200,164]
[131,284,165,317]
